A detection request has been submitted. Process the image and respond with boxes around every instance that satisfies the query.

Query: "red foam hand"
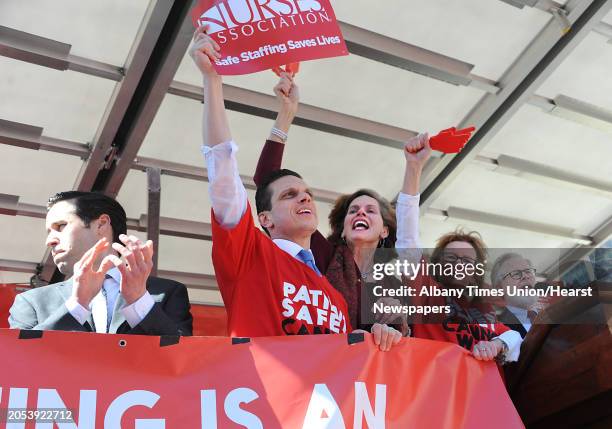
[272,62,300,77]
[429,126,476,154]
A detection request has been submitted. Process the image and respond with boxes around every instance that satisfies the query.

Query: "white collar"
[272,239,312,260]
[104,267,122,286]
[506,305,530,327]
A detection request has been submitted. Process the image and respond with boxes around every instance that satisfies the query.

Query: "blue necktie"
[297,249,322,276]
[103,274,118,332]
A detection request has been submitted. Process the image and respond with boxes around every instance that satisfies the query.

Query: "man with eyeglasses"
[491,253,543,338]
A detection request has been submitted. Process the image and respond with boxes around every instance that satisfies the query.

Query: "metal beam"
[0,119,90,157]
[426,206,593,244]
[0,259,38,274]
[0,119,43,150]
[147,167,161,276]
[66,54,124,81]
[169,81,418,149]
[497,0,565,11]
[0,194,19,216]
[0,26,123,80]
[133,156,343,204]
[498,0,540,9]
[420,0,612,211]
[131,215,212,241]
[0,197,213,242]
[1,21,501,94]
[99,1,196,196]
[498,0,573,34]
[473,154,612,196]
[72,0,179,193]
[338,21,499,94]
[528,94,612,133]
[549,95,612,133]
[0,25,71,70]
[593,21,612,41]
[0,194,46,219]
[543,215,612,278]
[0,119,343,204]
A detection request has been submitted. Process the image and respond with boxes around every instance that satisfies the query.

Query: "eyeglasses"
[441,253,478,265]
[502,268,536,280]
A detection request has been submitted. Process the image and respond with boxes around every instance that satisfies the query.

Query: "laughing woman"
[254,74,430,336]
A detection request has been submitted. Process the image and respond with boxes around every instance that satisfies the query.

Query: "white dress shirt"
[494,329,522,362]
[396,192,420,249]
[202,141,248,228]
[273,239,317,263]
[65,267,155,332]
[506,305,532,333]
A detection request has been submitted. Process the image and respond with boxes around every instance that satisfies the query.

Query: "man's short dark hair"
[47,191,127,243]
[255,169,302,235]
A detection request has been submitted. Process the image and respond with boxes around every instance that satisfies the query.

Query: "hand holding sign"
[429,126,476,154]
[273,73,299,116]
[272,62,300,78]
[189,25,222,78]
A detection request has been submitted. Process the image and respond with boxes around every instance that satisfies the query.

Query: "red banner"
[0,329,523,428]
[191,0,348,75]
[0,284,30,329]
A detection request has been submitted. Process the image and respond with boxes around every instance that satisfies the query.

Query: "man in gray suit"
[9,191,192,335]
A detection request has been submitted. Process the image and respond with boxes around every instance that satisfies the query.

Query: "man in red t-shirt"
[211,197,350,336]
[189,26,401,350]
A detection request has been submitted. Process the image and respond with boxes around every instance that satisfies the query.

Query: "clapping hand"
[111,234,154,305]
[72,238,117,307]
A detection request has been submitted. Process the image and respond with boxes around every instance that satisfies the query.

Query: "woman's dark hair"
[47,191,127,243]
[327,189,396,248]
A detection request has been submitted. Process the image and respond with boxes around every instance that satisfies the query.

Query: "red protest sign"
[429,126,476,154]
[0,329,524,428]
[191,0,348,75]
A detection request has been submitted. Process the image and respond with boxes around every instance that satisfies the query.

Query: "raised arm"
[191,25,231,147]
[269,73,299,144]
[253,73,299,185]
[253,75,334,271]
[396,133,431,252]
[190,25,246,228]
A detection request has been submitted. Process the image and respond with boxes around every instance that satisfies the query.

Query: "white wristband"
[270,127,288,142]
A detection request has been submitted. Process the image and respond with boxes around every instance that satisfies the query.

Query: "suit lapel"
[500,308,527,338]
[57,279,95,331]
